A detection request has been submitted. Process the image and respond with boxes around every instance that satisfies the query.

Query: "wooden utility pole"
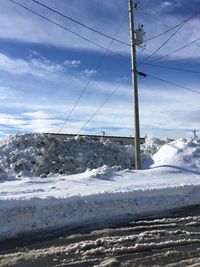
[128,0,141,169]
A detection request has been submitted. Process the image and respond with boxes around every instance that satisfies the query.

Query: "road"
[1,206,200,266]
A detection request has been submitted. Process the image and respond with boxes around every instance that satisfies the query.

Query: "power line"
[31,11,129,177]
[146,73,200,95]
[76,72,131,135]
[58,13,128,133]
[150,36,200,63]
[32,66,200,177]
[8,0,134,177]
[32,70,131,177]
[74,71,200,136]
[140,5,200,49]
[8,0,128,57]
[142,22,187,63]
[138,5,200,65]
[8,2,200,91]
[139,5,200,63]
[147,23,186,42]
[140,62,200,75]
[8,0,152,62]
[31,0,131,47]
[142,7,200,41]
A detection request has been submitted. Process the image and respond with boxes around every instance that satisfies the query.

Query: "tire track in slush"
[1,206,200,266]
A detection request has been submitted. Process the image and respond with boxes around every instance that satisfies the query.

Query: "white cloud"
[64,59,81,67]
[0,111,62,134]
[138,83,200,137]
[20,119,61,133]
[0,51,199,139]
[0,0,129,54]
[83,69,97,77]
[22,111,53,120]
[0,81,199,138]
[161,1,171,9]
[0,113,26,126]
[0,53,63,78]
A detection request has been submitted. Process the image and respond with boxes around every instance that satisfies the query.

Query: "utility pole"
[128,0,141,169]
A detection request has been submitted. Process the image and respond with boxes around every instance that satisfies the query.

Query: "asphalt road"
[1,206,200,267]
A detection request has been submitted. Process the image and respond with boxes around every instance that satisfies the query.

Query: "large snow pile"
[142,137,173,155]
[152,138,200,170]
[0,133,134,179]
[0,133,199,181]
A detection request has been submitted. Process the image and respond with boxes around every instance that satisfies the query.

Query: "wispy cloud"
[0,53,63,78]
[0,111,61,134]
[161,1,171,9]
[0,0,129,54]
[22,111,53,120]
[0,113,26,127]
[0,0,199,60]
[64,59,81,67]
[83,69,97,77]
[0,83,199,138]
[139,83,200,137]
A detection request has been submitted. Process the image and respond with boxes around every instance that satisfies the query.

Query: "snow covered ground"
[0,134,200,241]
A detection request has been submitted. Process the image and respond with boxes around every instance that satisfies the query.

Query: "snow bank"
[152,138,200,170]
[0,133,134,178]
[1,168,200,241]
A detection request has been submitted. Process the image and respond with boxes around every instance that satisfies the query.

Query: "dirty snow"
[0,133,200,241]
[2,213,200,267]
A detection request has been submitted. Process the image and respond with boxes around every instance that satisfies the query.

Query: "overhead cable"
[140,62,200,75]
[146,73,200,95]
[8,0,128,56]
[142,22,187,63]
[31,0,131,47]
[150,36,200,63]
[145,9,200,41]
[29,9,129,176]
[76,72,131,135]
[58,13,128,133]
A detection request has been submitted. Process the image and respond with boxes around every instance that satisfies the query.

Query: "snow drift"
[152,138,200,170]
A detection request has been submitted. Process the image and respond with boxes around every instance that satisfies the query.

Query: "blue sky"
[0,0,200,138]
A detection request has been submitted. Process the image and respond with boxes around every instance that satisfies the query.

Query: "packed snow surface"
[0,133,200,241]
